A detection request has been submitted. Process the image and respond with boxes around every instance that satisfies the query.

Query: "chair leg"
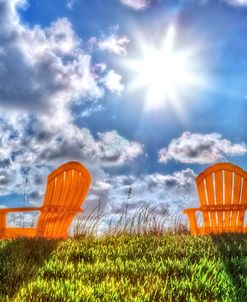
[185,211,198,236]
[0,212,6,238]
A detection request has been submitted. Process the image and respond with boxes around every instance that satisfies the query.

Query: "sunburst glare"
[125,25,205,113]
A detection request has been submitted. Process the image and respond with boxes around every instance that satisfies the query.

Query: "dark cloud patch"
[28,191,43,203]
[0,170,10,186]
[34,174,44,185]
[164,178,177,188]
[0,158,11,168]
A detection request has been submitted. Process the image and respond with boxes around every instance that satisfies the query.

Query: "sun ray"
[125,25,205,114]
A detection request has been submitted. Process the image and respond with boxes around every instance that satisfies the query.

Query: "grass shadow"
[0,237,59,300]
[211,233,247,301]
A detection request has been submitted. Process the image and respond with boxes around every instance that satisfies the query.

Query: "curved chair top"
[196,162,247,185]
[47,161,91,184]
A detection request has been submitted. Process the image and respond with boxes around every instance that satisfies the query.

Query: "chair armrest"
[0,207,41,213]
[183,207,201,235]
[183,207,201,214]
[0,207,41,238]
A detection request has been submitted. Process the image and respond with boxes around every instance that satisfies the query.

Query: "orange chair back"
[36,161,91,238]
[196,163,247,233]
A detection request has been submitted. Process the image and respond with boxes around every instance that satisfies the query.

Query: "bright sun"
[126,25,203,112]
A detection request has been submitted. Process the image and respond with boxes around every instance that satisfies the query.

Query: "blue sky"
[1,0,247,219]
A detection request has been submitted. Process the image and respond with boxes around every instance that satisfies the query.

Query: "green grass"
[1,234,247,301]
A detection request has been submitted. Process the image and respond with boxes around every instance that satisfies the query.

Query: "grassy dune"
[0,234,247,301]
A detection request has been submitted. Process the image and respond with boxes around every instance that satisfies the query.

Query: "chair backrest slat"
[232,173,242,231]
[69,171,82,209]
[205,174,217,233]
[224,170,232,231]
[214,170,223,232]
[196,163,247,233]
[72,173,86,208]
[197,180,211,230]
[37,162,91,238]
[233,174,242,205]
[49,172,66,208]
[238,179,247,229]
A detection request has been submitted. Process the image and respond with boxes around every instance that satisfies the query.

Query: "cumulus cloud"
[96,131,143,164]
[85,168,197,216]
[103,70,124,95]
[90,34,129,56]
[158,132,247,164]
[0,0,107,120]
[0,115,143,202]
[119,0,150,10]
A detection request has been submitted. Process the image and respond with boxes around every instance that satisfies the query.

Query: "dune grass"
[0,203,246,301]
[0,233,247,301]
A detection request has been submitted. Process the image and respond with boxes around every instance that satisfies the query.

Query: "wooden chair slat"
[69,171,81,209]
[205,174,217,233]
[232,173,242,231]
[214,170,223,232]
[224,170,232,232]
[238,179,247,228]
[197,181,211,229]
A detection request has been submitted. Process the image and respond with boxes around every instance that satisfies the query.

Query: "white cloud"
[66,0,77,9]
[0,0,127,129]
[79,104,104,118]
[225,0,247,5]
[119,0,150,10]
[0,0,105,121]
[90,34,130,56]
[0,115,144,203]
[103,70,124,95]
[96,131,143,164]
[87,168,197,215]
[158,132,247,164]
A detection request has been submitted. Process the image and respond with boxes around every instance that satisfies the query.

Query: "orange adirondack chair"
[0,161,91,239]
[183,163,247,235]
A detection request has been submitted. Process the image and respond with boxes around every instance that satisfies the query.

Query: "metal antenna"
[127,187,132,202]
[124,187,132,227]
[23,168,30,206]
